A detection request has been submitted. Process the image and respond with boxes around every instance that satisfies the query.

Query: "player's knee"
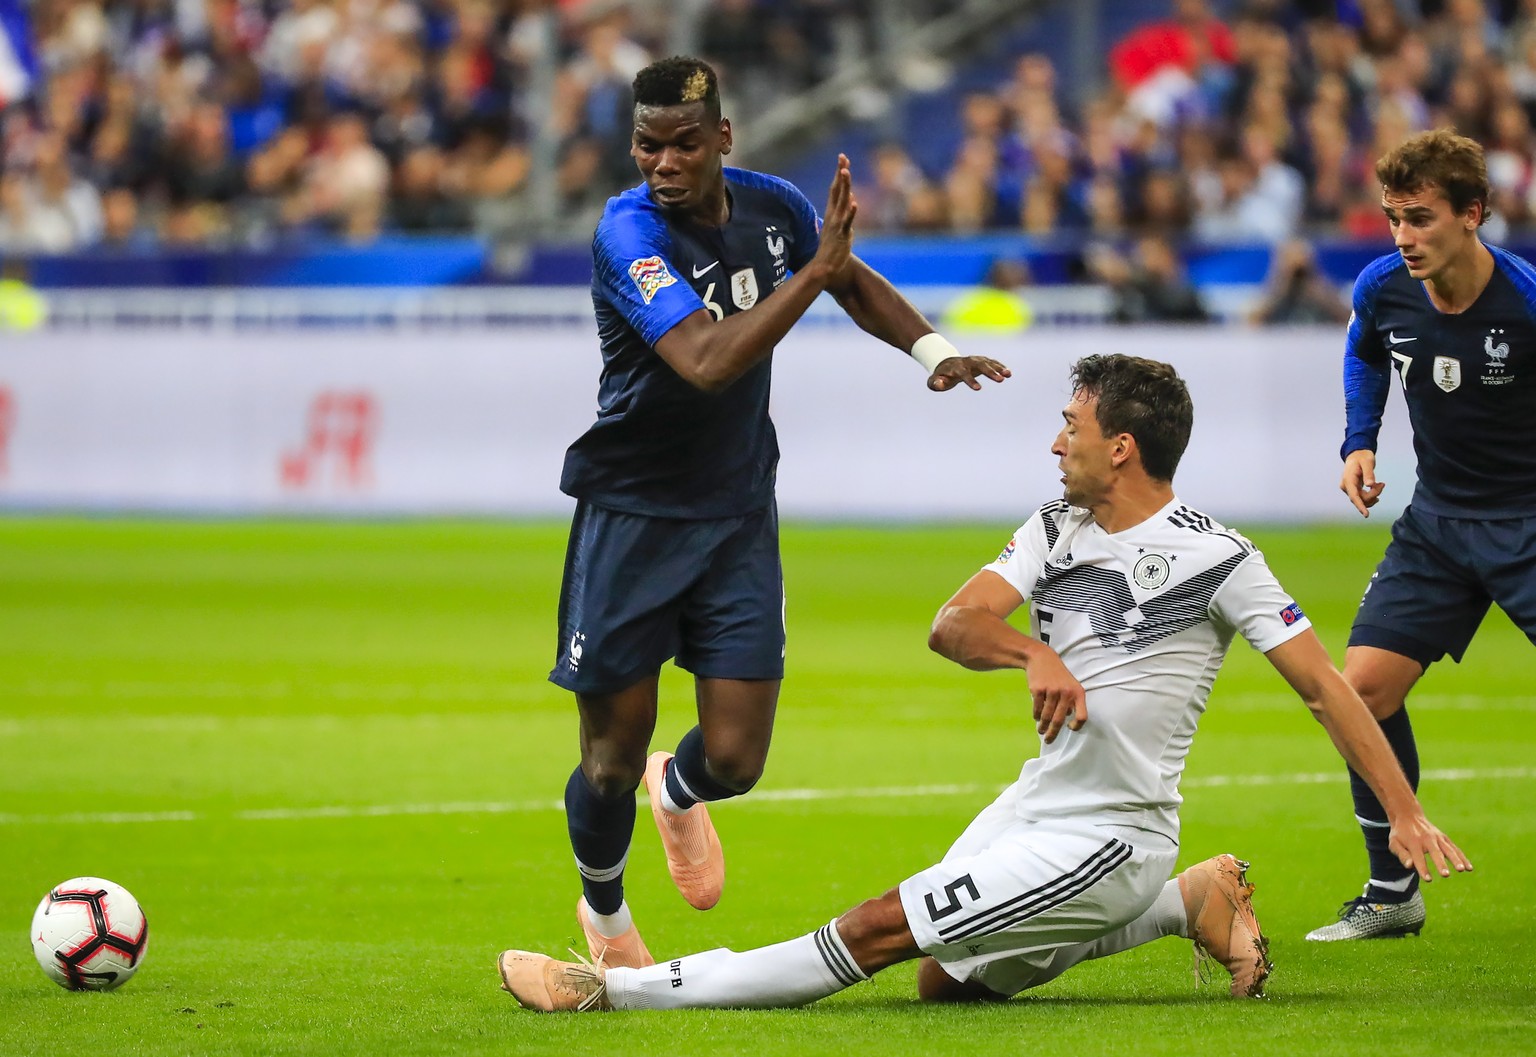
[1343,668,1408,721]
[704,750,765,793]
[581,756,645,800]
[916,958,1007,1003]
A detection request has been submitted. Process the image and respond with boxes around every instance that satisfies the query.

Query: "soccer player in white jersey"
[497,355,1470,1011]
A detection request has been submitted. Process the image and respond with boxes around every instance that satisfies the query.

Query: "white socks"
[605,921,868,1010]
[586,901,634,939]
[602,882,1188,1008]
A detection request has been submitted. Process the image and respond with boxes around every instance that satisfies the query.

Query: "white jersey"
[982,497,1311,844]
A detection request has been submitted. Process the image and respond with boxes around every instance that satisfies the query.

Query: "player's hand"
[928,356,1012,392]
[811,154,857,280]
[1389,814,1473,882]
[1025,648,1087,744]
[1340,449,1384,517]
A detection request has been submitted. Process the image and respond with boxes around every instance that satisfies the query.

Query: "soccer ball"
[31,877,149,991]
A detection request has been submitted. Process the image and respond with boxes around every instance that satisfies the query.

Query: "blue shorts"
[1350,504,1536,666]
[549,501,785,694]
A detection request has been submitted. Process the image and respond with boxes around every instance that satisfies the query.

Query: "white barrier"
[0,326,1413,521]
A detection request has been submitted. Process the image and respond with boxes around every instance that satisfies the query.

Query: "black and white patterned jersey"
[980,497,1311,843]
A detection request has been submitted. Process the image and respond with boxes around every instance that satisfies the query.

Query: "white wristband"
[910,332,958,373]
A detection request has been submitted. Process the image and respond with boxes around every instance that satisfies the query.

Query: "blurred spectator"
[389,145,472,232]
[942,258,1034,334]
[944,134,999,233]
[554,10,649,185]
[0,135,102,251]
[860,142,933,232]
[1247,239,1350,325]
[1090,236,1212,324]
[99,185,155,248]
[301,111,390,241]
[164,103,246,230]
[1191,129,1302,244]
[1133,169,1193,236]
[1109,0,1237,128]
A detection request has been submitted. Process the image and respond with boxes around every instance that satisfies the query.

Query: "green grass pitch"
[0,517,1531,1056]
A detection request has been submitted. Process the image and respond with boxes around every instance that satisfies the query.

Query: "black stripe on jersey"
[1167,506,1254,554]
[1034,564,1137,643]
[936,840,1132,943]
[1037,500,1070,550]
[1129,551,1249,649]
[1033,551,1250,654]
[814,924,862,986]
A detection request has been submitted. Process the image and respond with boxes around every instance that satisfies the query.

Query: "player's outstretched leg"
[577,896,652,969]
[1178,854,1271,997]
[645,747,726,910]
[499,919,872,1012]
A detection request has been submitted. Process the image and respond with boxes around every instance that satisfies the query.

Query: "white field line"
[1,767,1531,827]
[3,681,1535,719]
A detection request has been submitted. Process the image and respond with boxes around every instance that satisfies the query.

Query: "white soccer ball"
[31,877,149,991]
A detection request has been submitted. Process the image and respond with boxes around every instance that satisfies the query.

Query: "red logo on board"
[280,391,377,490]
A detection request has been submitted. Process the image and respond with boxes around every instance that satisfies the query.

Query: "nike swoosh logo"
[1388,332,1417,345]
[692,261,720,278]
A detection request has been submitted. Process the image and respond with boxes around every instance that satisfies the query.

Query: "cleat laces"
[560,948,611,1012]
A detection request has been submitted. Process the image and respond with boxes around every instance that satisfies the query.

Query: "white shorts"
[897,782,1178,996]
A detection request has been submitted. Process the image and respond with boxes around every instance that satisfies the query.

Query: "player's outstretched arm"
[815,155,1006,393]
[1340,448,1385,517]
[929,571,1086,743]
[1263,630,1472,881]
[826,258,1010,392]
[651,155,859,393]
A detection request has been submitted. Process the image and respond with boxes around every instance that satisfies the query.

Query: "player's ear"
[1112,433,1137,470]
[719,118,733,156]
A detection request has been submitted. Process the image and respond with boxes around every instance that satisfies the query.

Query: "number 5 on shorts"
[924,874,980,921]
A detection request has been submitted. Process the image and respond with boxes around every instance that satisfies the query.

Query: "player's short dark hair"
[632,57,721,123]
[1376,129,1491,225]
[1070,355,1193,482]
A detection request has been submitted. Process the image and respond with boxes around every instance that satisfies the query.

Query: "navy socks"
[565,766,635,915]
[1348,706,1421,903]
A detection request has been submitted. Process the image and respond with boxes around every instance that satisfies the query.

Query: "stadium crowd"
[1,0,1535,251]
[0,0,878,250]
[863,0,1536,248]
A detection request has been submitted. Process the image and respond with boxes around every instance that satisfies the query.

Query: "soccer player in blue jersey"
[551,56,1011,968]
[1311,128,1516,942]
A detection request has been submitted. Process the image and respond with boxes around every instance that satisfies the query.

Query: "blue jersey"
[559,167,822,519]
[1343,245,1536,518]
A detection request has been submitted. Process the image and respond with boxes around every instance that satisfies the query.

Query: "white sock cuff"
[1155,879,1189,938]
[663,758,703,817]
[587,901,634,939]
[575,851,628,884]
[814,921,868,986]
